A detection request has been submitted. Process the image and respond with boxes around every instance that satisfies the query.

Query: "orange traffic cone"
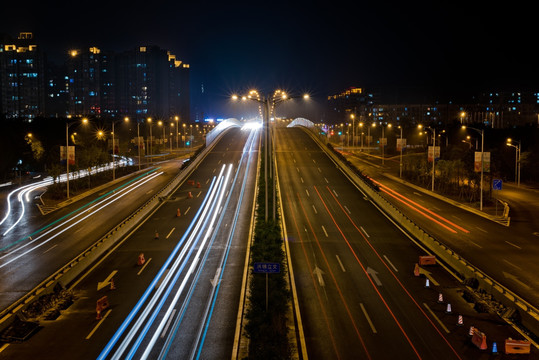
[445,303,452,314]
[177,208,181,217]
[468,326,475,336]
[196,182,201,188]
[110,277,116,290]
[414,263,420,277]
[437,293,443,303]
[154,231,159,240]
[187,191,193,199]
[457,315,463,326]
[138,253,146,266]
[424,278,430,288]
[96,304,102,320]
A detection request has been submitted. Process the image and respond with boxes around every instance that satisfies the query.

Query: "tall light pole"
[463,126,484,210]
[65,117,88,199]
[135,119,142,170]
[174,116,179,149]
[419,125,436,191]
[350,114,355,149]
[112,117,129,181]
[232,90,309,221]
[147,117,153,163]
[381,123,392,166]
[507,138,521,187]
[398,125,403,178]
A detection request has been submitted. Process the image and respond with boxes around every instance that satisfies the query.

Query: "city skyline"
[3,2,537,111]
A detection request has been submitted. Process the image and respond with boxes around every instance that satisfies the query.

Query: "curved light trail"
[0,169,163,268]
[99,127,260,360]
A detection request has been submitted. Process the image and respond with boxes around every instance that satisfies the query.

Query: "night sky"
[3,1,536,119]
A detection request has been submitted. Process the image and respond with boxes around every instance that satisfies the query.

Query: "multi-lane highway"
[343,148,539,311]
[0,125,259,359]
[276,126,533,359]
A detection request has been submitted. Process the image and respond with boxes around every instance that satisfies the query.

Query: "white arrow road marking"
[211,267,222,287]
[97,270,118,291]
[418,267,439,286]
[366,267,382,286]
[313,266,325,287]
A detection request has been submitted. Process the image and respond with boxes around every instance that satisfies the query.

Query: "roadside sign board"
[253,262,280,273]
[493,179,502,190]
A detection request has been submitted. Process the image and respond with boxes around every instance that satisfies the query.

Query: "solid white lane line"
[360,303,377,333]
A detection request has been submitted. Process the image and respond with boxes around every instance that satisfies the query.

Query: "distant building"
[328,87,539,128]
[65,45,190,122]
[326,87,376,123]
[0,32,46,120]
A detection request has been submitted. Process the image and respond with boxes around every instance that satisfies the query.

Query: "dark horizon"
[3,1,537,118]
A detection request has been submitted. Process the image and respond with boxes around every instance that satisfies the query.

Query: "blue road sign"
[493,179,502,190]
[253,262,280,273]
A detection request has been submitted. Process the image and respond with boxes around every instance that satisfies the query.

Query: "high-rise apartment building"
[0,32,45,119]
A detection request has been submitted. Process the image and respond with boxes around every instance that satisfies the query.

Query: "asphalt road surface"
[276,126,535,360]
[0,126,258,359]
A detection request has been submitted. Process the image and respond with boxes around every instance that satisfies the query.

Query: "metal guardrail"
[299,125,539,344]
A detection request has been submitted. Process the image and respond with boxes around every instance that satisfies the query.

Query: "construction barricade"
[419,255,436,266]
[471,328,488,350]
[504,338,531,354]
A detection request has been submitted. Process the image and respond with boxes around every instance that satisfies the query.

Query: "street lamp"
[112,117,129,181]
[462,125,485,210]
[129,117,142,170]
[398,125,403,178]
[147,117,153,163]
[381,123,392,166]
[506,138,521,187]
[419,124,436,191]
[65,117,88,199]
[232,89,309,221]
[174,116,179,149]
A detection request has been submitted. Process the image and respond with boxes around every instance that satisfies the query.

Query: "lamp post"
[506,138,521,187]
[111,117,129,181]
[232,90,309,221]
[174,116,179,149]
[135,119,142,170]
[147,118,153,163]
[398,125,403,178]
[350,114,355,149]
[419,125,436,191]
[381,123,392,166]
[65,117,88,199]
[463,126,484,210]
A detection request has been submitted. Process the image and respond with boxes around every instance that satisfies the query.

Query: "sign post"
[493,179,502,216]
[253,262,280,311]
